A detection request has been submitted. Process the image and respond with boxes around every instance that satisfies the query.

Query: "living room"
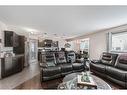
[0,4,127,95]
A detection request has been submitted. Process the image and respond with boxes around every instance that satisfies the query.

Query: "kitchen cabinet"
[4,31,19,47]
[1,54,24,78]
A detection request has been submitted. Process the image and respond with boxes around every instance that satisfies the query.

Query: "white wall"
[69,24,127,60]
[88,32,107,60]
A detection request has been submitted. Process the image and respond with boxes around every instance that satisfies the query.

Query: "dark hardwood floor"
[14,73,123,90]
[15,74,42,89]
[14,74,63,89]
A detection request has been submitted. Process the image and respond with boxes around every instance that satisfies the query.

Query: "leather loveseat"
[90,52,127,88]
[40,51,85,82]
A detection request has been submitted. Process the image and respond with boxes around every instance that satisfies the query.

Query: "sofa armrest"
[75,59,84,63]
[40,63,48,68]
[91,60,101,64]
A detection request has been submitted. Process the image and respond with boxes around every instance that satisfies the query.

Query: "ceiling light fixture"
[23,27,39,34]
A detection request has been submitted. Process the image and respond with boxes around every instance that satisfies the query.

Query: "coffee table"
[58,72,111,90]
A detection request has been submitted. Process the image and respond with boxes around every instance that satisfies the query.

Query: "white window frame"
[108,31,127,53]
[80,38,89,50]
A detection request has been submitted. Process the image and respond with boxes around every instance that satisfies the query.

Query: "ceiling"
[0,6,127,39]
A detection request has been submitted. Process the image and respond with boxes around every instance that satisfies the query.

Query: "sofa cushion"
[45,51,56,66]
[115,54,127,71]
[90,62,106,73]
[46,61,56,67]
[72,63,84,72]
[42,66,61,77]
[55,51,67,64]
[59,63,73,75]
[42,74,61,81]
[101,52,118,66]
[66,51,76,63]
[106,66,126,82]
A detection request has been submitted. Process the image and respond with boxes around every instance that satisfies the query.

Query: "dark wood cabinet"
[13,36,25,54]
[4,31,13,47]
[12,55,24,73]
[2,30,25,78]
[4,31,25,54]
[1,55,24,78]
[42,39,53,47]
[4,31,19,47]
[13,32,19,47]
[38,39,59,48]
[1,58,13,78]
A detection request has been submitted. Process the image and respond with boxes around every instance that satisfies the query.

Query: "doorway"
[29,39,38,64]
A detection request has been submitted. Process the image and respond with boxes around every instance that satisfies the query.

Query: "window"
[109,32,127,52]
[80,38,89,52]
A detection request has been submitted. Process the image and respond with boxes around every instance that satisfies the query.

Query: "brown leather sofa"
[90,52,127,88]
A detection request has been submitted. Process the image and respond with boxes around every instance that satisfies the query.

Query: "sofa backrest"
[45,51,56,66]
[115,54,127,71]
[55,51,67,64]
[100,52,118,66]
[66,51,76,63]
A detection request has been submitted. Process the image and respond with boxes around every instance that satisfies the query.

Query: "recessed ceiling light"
[23,27,39,33]
[30,31,34,34]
